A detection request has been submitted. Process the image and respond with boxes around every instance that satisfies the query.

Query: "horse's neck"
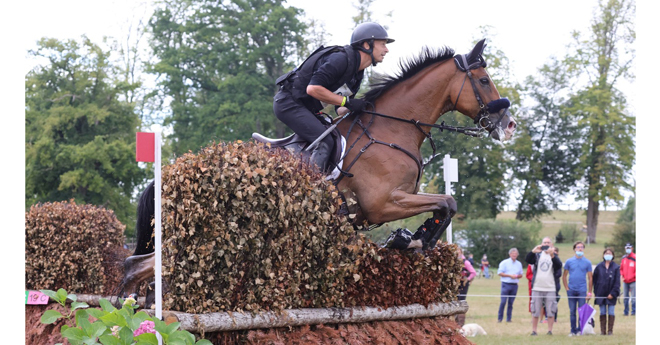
[375,61,455,144]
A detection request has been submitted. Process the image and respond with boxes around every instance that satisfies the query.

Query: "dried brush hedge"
[25,200,126,295]
[159,141,462,314]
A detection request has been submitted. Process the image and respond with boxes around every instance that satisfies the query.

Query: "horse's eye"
[480,77,489,85]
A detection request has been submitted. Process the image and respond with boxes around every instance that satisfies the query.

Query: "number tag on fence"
[25,290,49,305]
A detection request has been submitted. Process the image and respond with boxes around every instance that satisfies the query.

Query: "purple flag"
[578,303,597,335]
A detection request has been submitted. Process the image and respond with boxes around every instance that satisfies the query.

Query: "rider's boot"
[309,140,332,173]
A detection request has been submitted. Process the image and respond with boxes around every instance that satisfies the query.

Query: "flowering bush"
[40,288,212,345]
[134,320,156,337]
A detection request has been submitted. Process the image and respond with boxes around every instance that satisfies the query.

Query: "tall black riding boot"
[309,140,332,173]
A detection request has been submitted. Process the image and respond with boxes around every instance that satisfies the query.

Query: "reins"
[332,106,484,191]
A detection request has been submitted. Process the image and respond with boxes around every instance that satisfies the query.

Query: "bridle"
[452,52,510,139]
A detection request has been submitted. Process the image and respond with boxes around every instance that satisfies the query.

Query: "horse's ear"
[467,38,487,63]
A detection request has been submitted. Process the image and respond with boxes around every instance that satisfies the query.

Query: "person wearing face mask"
[593,248,621,335]
[620,243,636,316]
[562,241,593,337]
[526,237,563,336]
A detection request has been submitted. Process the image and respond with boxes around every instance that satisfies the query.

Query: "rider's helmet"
[350,22,394,66]
[350,22,395,45]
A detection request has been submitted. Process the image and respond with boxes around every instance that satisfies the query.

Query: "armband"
[341,96,347,107]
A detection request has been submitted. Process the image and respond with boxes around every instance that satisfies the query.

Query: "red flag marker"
[136,132,155,162]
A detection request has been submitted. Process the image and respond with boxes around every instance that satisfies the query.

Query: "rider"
[273,22,394,173]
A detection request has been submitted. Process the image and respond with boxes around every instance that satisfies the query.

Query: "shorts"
[531,290,557,318]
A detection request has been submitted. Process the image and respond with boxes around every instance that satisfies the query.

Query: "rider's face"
[370,39,389,63]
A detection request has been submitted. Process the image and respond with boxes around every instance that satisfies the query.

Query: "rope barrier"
[457,294,636,299]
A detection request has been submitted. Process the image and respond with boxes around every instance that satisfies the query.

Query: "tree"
[508,58,583,221]
[565,0,635,243]
[148,0,308,156]
[25,37,147,227]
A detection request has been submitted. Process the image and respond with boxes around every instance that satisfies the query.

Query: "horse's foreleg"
[374,191,456,250]
[369,190,457,224]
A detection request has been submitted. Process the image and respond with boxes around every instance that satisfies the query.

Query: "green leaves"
[25,36,147,228]
[40,309,64,324]
[40,289,212,344]
[150,0,308,155]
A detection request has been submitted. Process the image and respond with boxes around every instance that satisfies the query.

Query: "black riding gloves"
[344,97,367,112]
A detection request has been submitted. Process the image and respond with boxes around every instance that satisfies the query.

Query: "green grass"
[463,275,636,344]
[462,210,635,344]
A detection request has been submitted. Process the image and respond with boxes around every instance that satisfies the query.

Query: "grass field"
[462,210,636,344]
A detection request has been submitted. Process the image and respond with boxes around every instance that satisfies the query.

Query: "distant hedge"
[160,141,463,314]
[456,218,541,264]
[25,200,126,294]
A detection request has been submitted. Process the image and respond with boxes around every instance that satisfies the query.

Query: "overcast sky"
[21,0,603,85]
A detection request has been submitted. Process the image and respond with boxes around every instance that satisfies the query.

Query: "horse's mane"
[363,46,456,103]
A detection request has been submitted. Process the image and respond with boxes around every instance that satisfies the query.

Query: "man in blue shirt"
[562,241,593,336]
[497,248,524,322]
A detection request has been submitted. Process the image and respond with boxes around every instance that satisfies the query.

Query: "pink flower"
[133,320,156,337]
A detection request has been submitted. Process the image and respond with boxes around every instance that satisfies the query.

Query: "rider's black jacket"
[276,45,363,113]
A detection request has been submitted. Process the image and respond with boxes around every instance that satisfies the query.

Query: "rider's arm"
[307,85,345,106]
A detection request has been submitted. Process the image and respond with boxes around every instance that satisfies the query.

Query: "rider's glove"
[344,97,367,112]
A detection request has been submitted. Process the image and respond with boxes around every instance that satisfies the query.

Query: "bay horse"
[119,39,516,297]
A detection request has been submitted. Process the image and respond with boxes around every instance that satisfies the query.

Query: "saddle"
[252,118,346,180]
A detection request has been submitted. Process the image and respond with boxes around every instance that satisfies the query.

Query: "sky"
[4,0,657,340]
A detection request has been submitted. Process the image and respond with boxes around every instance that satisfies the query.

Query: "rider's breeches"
[273,90,334,149]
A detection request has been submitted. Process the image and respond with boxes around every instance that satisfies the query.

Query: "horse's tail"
[133,180,155,255]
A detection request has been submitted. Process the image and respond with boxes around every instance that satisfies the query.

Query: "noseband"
[453,53,509,136]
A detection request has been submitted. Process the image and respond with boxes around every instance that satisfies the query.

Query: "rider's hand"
[337,106,350,116]
[345,97,367,112]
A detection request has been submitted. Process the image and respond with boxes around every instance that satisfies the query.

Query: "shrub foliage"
[25,200,126,294]
[160,141,462,313]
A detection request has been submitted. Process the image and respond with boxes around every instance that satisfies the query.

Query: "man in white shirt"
[526,237,563,336]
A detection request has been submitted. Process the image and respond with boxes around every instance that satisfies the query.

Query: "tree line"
[25,0,635,242]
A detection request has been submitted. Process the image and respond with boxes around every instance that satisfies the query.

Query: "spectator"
[467,253,475,267]
[526,237,563,336]
[526,264,534,313]
[621,243,636,316]
[593,247,621,335]
[562,241,593,337]
[526,264,549,322]
[497,248,523,323]
[481,254,490,278]
[455,247,476,327]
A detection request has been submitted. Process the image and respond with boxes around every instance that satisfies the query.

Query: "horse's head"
[451,39,517,141]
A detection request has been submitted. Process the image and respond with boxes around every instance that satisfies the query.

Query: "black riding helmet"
[350,22,394,66]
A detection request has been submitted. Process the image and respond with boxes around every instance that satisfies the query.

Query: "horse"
[118,39,516,297]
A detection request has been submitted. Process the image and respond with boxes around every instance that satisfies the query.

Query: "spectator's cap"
[625,243,633,248]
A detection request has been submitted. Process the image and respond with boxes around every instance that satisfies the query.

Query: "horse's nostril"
[508,121,517,130]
